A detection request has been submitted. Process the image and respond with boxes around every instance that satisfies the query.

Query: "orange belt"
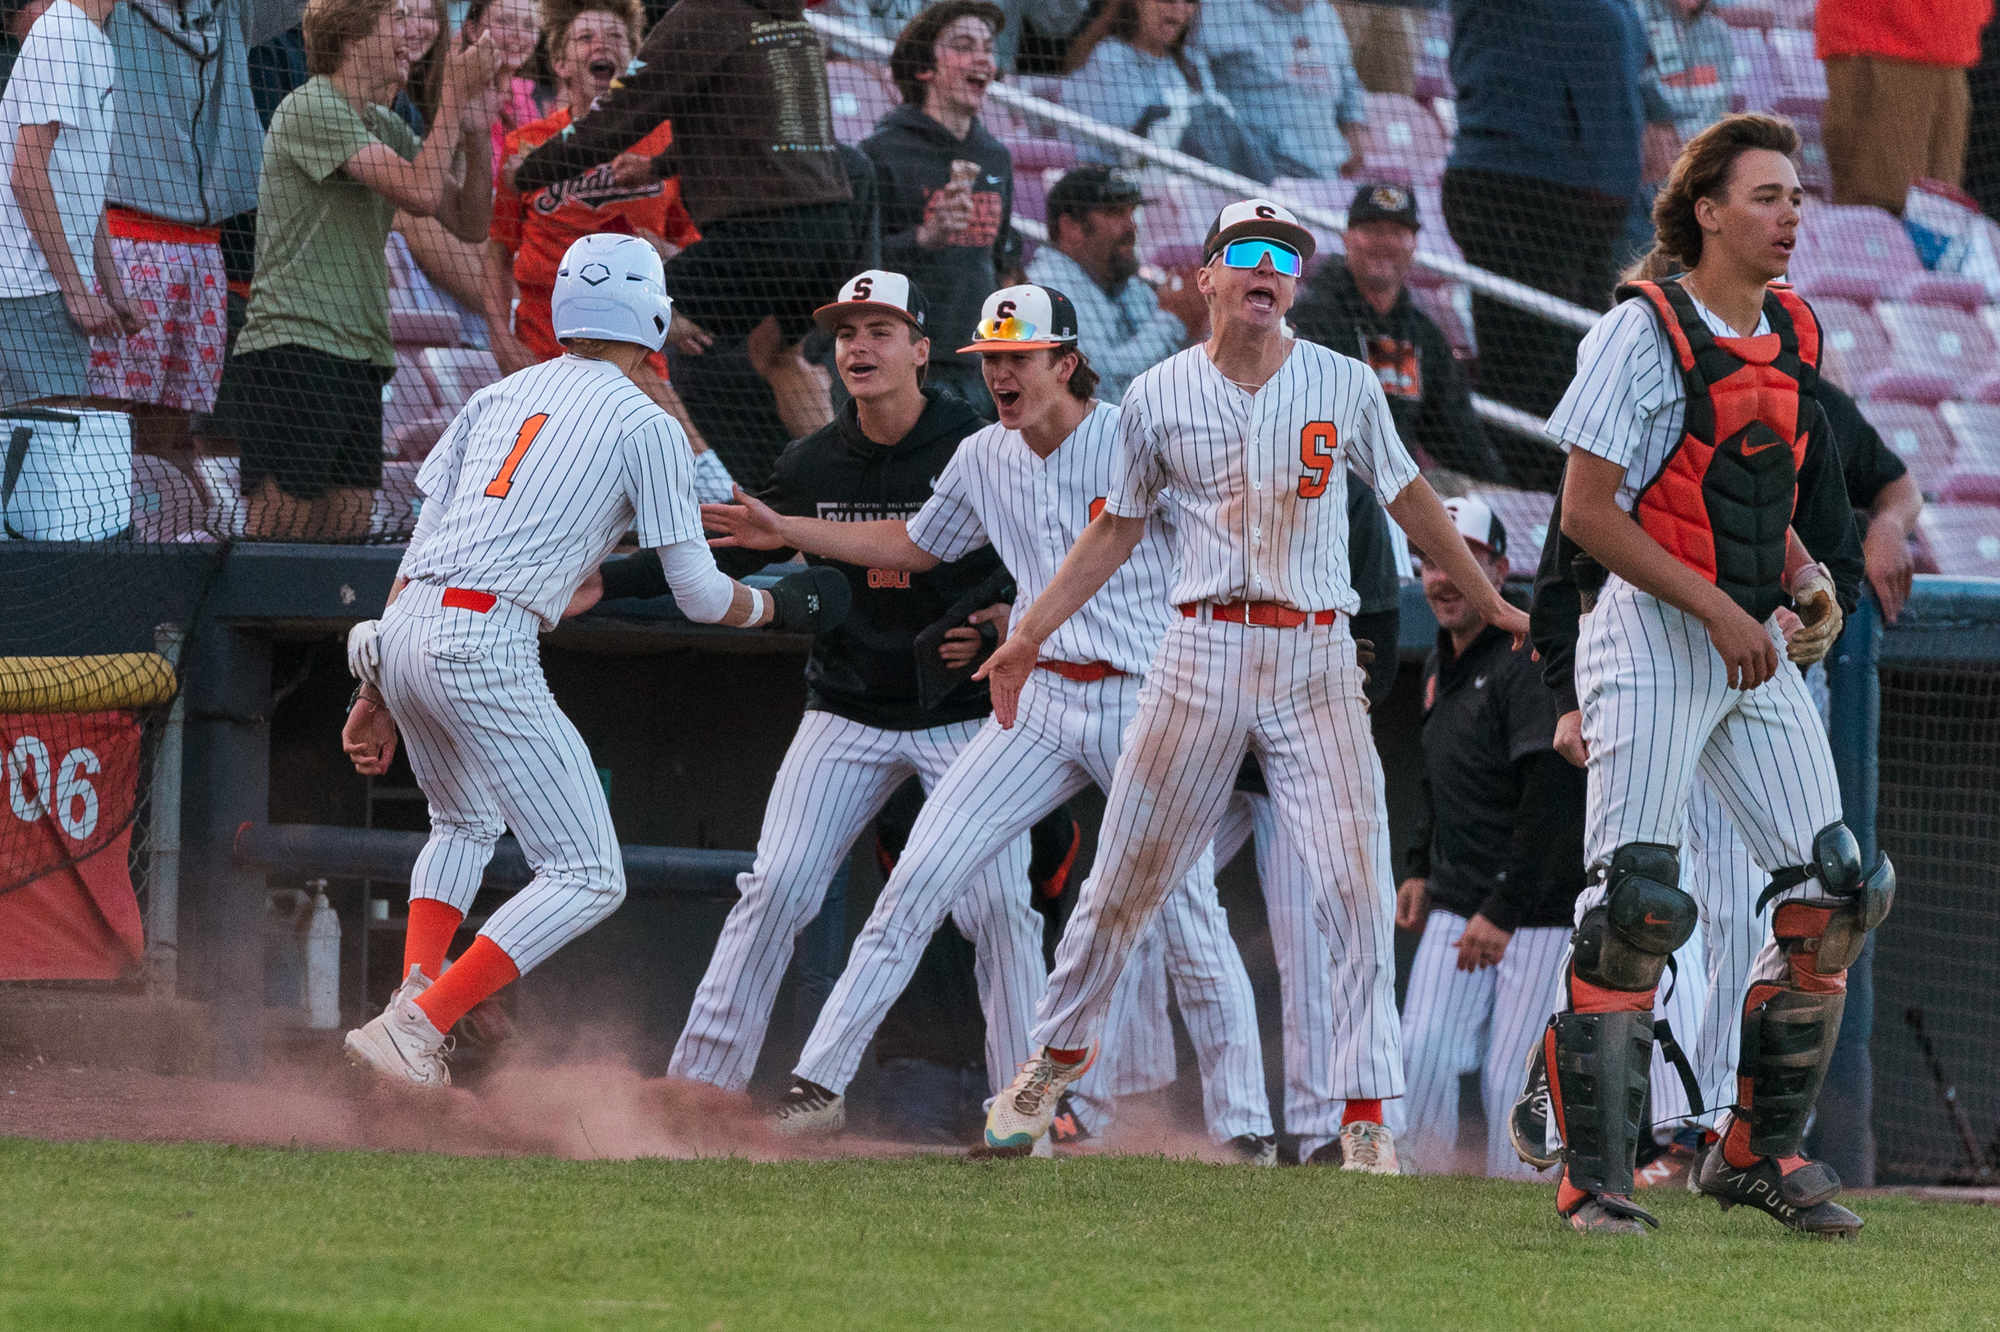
[442,587,498,613]
[1180,600,1337,627]
[105,206,222,246]
[1037,660,1125,682]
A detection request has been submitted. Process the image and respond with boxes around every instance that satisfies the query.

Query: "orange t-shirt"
[493,108,702,362]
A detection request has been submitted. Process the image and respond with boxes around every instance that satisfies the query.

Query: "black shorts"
[225,344,392,500]
[665,202,858,343]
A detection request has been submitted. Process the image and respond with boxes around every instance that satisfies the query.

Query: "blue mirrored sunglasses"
[1219,239,1301,276]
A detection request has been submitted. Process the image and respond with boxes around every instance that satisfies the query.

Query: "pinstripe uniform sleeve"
[1343,369,1421,503]
[622,414,704,550]
[906,447,988,563]
[1544,300,1672,470]
[1105,386,1165,520]
[401,406,478,576]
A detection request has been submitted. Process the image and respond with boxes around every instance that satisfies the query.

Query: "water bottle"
[303,880,341,1029]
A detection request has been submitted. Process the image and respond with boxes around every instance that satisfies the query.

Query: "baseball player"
[968,199,1532,1165]
[594,270,1047,1101]
[1207,469,1402,1167]
[1525,114,1886,1237]
[1385,497,1585,1179]
[703,284,1278,1160]
[338,234,846,1087]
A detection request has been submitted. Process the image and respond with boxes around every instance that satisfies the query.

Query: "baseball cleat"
[452,995,516,1056]
[1337,1121,1399,1174]
[1695,1147,1862,1237]
[1565,1193,1659,1235]
[770,1079,845,1138]
[1509,1041,1561,1170]
[344,965,451,1088]
[982,1046,1095,1153]
[1229,1133,1278,1167]
[1299,1139,1344,1166]
[1047,1093,1093,1153]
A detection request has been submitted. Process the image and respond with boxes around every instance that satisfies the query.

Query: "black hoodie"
[863,105,1018,371]
[602,390,1005,731]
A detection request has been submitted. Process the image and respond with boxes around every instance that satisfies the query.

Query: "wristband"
[750,588,770,626]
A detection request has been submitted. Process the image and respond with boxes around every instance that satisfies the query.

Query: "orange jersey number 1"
[1297,422,1339,498]
[486,413,550,499]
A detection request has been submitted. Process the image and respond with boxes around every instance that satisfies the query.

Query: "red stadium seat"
[1354,94,1450,186]
[1728,28,1780,112]
[1766,28,1827,102]
[421,348,503,413]
[1938,465,2000,506]
[1914,504,2000,577]
[827,60,897,146]
[1858,403,1958,495]
[1809,297,1897,394]
[1004,135,1079,173]
[1876,303,2000,392]
[384,360,448,462]
[1717,2,1775,28]
[1941,401,2000,469]
[1466,485,1556,555]
[1889,271,1992,310]
[1788,206,1922,301]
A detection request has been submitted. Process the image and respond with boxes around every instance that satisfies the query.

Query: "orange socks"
[415,936,520,1035]
[1343,1099,1383,1126]
[404,899,465,981]
[1046,1047,1089,1066]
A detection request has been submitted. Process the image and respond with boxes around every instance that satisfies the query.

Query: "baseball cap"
[1203,198,1317,265]
[813,270,929,334]
[1046,166,1149,223]
[1442,496,1507,558]
[1347,181,1421,232]
[958,284,1080,354]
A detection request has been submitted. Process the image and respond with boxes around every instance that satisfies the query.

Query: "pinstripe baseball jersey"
[905,402,1178,676]
[1108,341,1421,614]
[1545,289,1773,511]
[400,354,704,629]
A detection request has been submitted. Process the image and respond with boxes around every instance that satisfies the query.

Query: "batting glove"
[347,619,384,686]
[1784,562,1842,667]
[768,566,852,635]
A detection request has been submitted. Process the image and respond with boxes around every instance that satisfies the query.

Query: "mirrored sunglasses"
[1219,239,1301,276]
[975,315,1040,342]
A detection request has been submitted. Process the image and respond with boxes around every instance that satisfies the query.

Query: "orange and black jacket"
[1531,280,1863,713]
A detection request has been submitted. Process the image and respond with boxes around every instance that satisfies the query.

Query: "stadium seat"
[1354,94,1449,186]
[1412,13,1453,101]
[827,60,897,145]
[1787,206,1922,300]
[1004,135,1079,173]
[1941,401,2000,468]
[1410,282,1475,360]
[1938,464,2000,506]
[1728,28,1780,112]
[1769,0,1815,28]
[1717,1,1775,28]
[421,348,503,412]
[1766,28,1828,102]
[130,455,211,543]
[1015,168,1051,231]
[1890,271,1991,310]
[1788,112,1833,197]
[1138,181,1235,263]
[1858,402,1958,496]
[1914,503,2000,577]
[1467,485,1555,555]
[388,287,462,347]
[1877,303,2000,390]
[1809,296,1897,393]
[383,360,447,461]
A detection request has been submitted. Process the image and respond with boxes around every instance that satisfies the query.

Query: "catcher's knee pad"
[1571,843,1699,995]
[1736,981,1846,1159]
[1544,1008,1656,1196]
[1765,823,1897,974]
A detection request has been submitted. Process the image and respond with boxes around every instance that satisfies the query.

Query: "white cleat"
[1338,1120,1400,1174]
[981,1046,1095,1155]
[344,965,451,1088]
[770,1079,845,1138]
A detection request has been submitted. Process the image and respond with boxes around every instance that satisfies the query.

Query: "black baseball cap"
[1046,167,1149,223]
[1348,181,1421,231]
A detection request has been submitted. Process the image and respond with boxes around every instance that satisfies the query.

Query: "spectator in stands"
[510,0,854,444]
[1818,0,1993,215]
[1290,182,1505,480]
[865,0,1018,413]
[485,0,719,456]
[392,0,448,132]
[822,0,1088,75]
[1024,166,1203,403]
[229,0,498,539]
[1442,0,1650,418]
[1967,18,1999,219]
[0,0,51,94]
[0,0,143,407]
[90,0,307,425]
[1331,0,1420,96]
[1062,0,1277,181]
[1192,0,1368,181]
[1621,0,1732,263]
[394,0,543,346]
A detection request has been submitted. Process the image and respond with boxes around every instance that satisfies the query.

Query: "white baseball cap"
[1204,198,1317,265]
[1442,496,1508,558]
[958,284,1080,354]
[814,270,929,333]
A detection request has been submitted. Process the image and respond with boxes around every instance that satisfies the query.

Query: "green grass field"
[3,1138,1996,1331]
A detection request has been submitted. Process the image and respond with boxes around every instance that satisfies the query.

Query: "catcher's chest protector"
[1622,279,1820,624]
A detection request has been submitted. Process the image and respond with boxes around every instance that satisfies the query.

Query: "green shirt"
[238,76,420,367]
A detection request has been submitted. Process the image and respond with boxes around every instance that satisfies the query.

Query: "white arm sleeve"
[658,536,738,624]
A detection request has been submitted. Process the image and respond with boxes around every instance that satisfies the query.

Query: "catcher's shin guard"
[1548,844,1700,1198]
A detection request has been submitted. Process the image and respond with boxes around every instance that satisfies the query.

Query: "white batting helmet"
[551,233,671,352]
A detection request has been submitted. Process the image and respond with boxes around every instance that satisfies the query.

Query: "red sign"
[0,713,145,979]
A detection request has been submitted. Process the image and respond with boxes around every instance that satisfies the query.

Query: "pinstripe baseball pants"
[792,670,1271,1135]
[671,709,1041,1095]
[378,580,624,975]
[1390,909,1570,1177]
[1031,616,1405,1102]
